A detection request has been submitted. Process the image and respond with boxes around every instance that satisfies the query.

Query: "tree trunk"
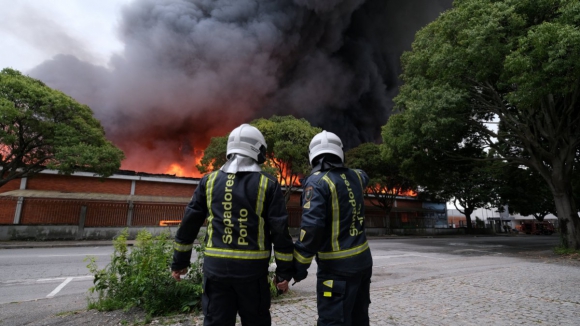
[464,206,474,230]
[552,193,580,249]
[384,211,391,235]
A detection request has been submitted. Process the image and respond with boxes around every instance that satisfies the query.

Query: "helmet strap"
[256,145,267,164]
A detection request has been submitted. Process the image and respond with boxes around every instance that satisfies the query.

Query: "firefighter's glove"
[292,269,308,285]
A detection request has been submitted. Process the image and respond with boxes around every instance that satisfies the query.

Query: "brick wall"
[0,197,16,224]
[135,181,194,197]
[26,174,131,194]
[85,202,129,227]
[396,199,423,208]
[20,199,81,225]
[132,203,186,226]
[0,179,21,193]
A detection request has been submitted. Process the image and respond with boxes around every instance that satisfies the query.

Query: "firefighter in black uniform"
[171,124,294,326]
[293,131,373,326]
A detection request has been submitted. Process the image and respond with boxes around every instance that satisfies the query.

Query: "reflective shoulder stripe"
[274,251,293,262]
[322,175,340,251]
[256,175,268,251]
[174,241,194,252]
[353,169,364,189]
[205,171,219,248]
[205,247,270,260]
[317,241,369,260]
[293,249,314,264]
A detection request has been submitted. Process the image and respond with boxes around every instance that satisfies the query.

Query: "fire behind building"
[0,170,448,241]
[28,0,453,178]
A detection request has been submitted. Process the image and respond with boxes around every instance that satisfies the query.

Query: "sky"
[0,0,131,73]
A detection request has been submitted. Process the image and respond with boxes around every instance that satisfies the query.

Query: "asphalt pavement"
[1,235,579,326]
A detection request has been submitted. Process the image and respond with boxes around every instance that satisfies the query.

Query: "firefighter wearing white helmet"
[171,123,294,326]
[293,130,373,326]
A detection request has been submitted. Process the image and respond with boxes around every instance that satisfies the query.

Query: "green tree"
[196,136,228,174]
[0,68,124,188]
[383,0,580,248]
[252,116,321,202]
[495,164,555,221]
[197,116,321,202]
[383,110,500,230]
[346,142,415,232]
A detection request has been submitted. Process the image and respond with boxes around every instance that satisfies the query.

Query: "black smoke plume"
[29,0,452,176]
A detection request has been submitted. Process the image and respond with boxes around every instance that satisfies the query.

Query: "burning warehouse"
[0,169,448,240]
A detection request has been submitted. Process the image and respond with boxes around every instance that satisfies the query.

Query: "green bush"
[86,229,204,317]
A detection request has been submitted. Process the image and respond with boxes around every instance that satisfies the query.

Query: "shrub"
[86,229,204,317]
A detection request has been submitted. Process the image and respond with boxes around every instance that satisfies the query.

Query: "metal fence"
[132,203,186,226]
[20,198,82,225]
[85,202,130,227]
[2,196,434,229]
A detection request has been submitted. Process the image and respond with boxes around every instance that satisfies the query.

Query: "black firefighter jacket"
[294,166,373,276]
[172,170,295,281]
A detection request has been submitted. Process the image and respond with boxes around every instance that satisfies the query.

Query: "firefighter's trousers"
[316,267,372,326]
[202,275,271,326]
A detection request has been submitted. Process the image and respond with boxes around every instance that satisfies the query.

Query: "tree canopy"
[346,142,416,228]
[382,0,580,248]
[0,68,124,188]
[197,115,321,202]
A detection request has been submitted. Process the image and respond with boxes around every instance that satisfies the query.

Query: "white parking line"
[46,277,73,298]
[41,275,94,298]
[37,275,93,283]
[373,254,445,260]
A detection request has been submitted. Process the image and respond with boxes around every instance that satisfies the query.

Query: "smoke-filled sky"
[1,0,452,177]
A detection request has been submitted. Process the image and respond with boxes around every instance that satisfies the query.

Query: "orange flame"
[371,185,417,197]
[270,158,301,186]
[163,152,204,178]
[165,163,186,177]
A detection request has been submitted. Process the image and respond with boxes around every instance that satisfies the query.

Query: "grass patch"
[55,310,81,317]
[554,246,580,255]
[553,246,580,260]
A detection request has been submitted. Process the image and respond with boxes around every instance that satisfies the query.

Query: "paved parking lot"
[271,261,580,326]
[1,236,579,325]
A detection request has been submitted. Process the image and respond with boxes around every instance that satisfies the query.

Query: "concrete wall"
[1,225,487,241]
[0,225,181,241]
[391,228,467,236]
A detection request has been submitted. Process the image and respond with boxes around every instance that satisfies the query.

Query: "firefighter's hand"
[274,276,289,294]
[292,269,308,284]
[171,268,188,282]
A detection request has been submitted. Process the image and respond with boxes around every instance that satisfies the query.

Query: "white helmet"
[226,124,267,163]
[308,131,344,165]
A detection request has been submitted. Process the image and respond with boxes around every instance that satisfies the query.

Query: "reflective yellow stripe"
[318,241,369,260]
[205,247,270,260]
[205,172,219,247]
[256,175,268,251]
[274,251,293,262]
[293,249,314,264]
[322,175,340,251]
[174,242,193,252]
[353,169,363,189]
